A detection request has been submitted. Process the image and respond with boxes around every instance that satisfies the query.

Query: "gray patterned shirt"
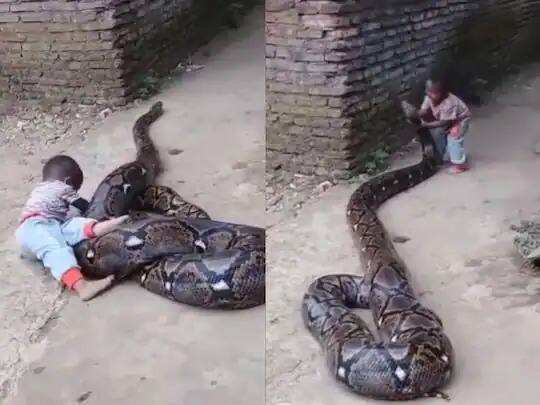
[22,180,82,221]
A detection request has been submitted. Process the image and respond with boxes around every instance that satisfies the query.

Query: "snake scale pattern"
[73,101,265,309]
[302,130,454,400]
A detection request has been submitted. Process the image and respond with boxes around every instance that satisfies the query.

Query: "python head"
[73,233,134,280]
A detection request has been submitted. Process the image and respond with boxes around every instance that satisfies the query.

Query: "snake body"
[74,101,265,309]
[302,130,454,400]
[84,101,164,221]
[137,185,211,220]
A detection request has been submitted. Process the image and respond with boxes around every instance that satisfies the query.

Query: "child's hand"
[117,215,129,224]
[449,124,461,138]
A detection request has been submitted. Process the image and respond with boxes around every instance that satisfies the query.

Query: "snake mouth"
[73,240,94,265]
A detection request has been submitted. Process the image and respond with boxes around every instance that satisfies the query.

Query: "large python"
[73,101,265,309]
[302,129,454,400]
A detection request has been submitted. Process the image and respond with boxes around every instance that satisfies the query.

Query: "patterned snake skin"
[73,102,265,309]
[302,129,454,400]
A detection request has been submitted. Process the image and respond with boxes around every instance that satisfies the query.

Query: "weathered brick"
[41,1,78,11]
[99,31,115,40]
[45,23,80,33]
[22,42,50,51]
[266,58,307,72]
[10,2,43,12]
[0,32,26,42]
[362,21,381,32]
[0,42,22,51]
[51,42,85,51]
[88,60,114,69]
[77,1,110,10]
[0,12,18,22]
[266,9,298,24]
[266,23,297,37]
[296,29,324,39]
[301,14,351,29]
[80,20,116,31]
[52,13,71,23]
[266,0,294,12]
[71,11,98,23]
[325,49,363,62]
[325,27,361,39]
[296,1,343,15]
[67,61,82,70]
[20,12,52,22]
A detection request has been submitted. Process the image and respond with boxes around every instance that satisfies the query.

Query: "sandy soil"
[0,8,264,405]
[267,64,540,405]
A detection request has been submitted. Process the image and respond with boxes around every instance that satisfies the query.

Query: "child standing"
[16,155,127,301]
[407,75,472,174]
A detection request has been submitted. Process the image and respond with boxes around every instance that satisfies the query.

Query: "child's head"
[42,155,84,190]
[425,72,449,104]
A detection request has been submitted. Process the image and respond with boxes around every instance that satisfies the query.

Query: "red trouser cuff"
[83,220,97,239]
[61,267,83,289]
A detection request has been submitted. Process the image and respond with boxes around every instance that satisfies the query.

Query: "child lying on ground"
[404,74,472,174]
[15,155,127,301]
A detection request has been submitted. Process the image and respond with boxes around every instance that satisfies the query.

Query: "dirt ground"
[267,64,540,405]
[0,8,264,405]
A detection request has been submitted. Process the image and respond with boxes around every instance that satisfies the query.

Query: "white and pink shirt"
[421,92,471,137]
[21,180,82,222]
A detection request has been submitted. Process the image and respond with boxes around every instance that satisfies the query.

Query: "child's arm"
[417,96,431,120]
[421,118,455,129]
[92,215,129,237]
[422,103,458,129]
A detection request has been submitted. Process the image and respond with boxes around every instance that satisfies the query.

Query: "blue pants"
[15,217,94,281]
[429,120,469,165]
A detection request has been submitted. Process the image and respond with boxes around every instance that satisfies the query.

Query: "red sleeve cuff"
[83,220,98,239]
[61,267,83,289]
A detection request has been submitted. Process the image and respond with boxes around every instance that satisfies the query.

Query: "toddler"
[16,155,127,301]
[408,75,472,174]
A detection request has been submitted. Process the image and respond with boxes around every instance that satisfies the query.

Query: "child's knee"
[61,217,97,246]
[429,127,448,138]
[41,247,79,281]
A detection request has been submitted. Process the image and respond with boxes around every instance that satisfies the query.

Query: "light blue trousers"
[15,217,94,281]
[429,120,470,165]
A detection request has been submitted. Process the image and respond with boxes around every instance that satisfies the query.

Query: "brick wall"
[0,1,121,104]
[0,0,258,105]
[115,0,258,100]
[266,0,540,178]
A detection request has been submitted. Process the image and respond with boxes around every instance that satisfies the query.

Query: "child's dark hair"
[42,155,83,189]
[428,69,450,93]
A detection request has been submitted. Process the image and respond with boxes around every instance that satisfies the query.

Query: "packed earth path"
[0,8,264,405]
[267,64,540,405]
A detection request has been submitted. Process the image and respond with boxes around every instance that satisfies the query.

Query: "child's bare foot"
[448,164,468,174]
[73,276,114,301]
